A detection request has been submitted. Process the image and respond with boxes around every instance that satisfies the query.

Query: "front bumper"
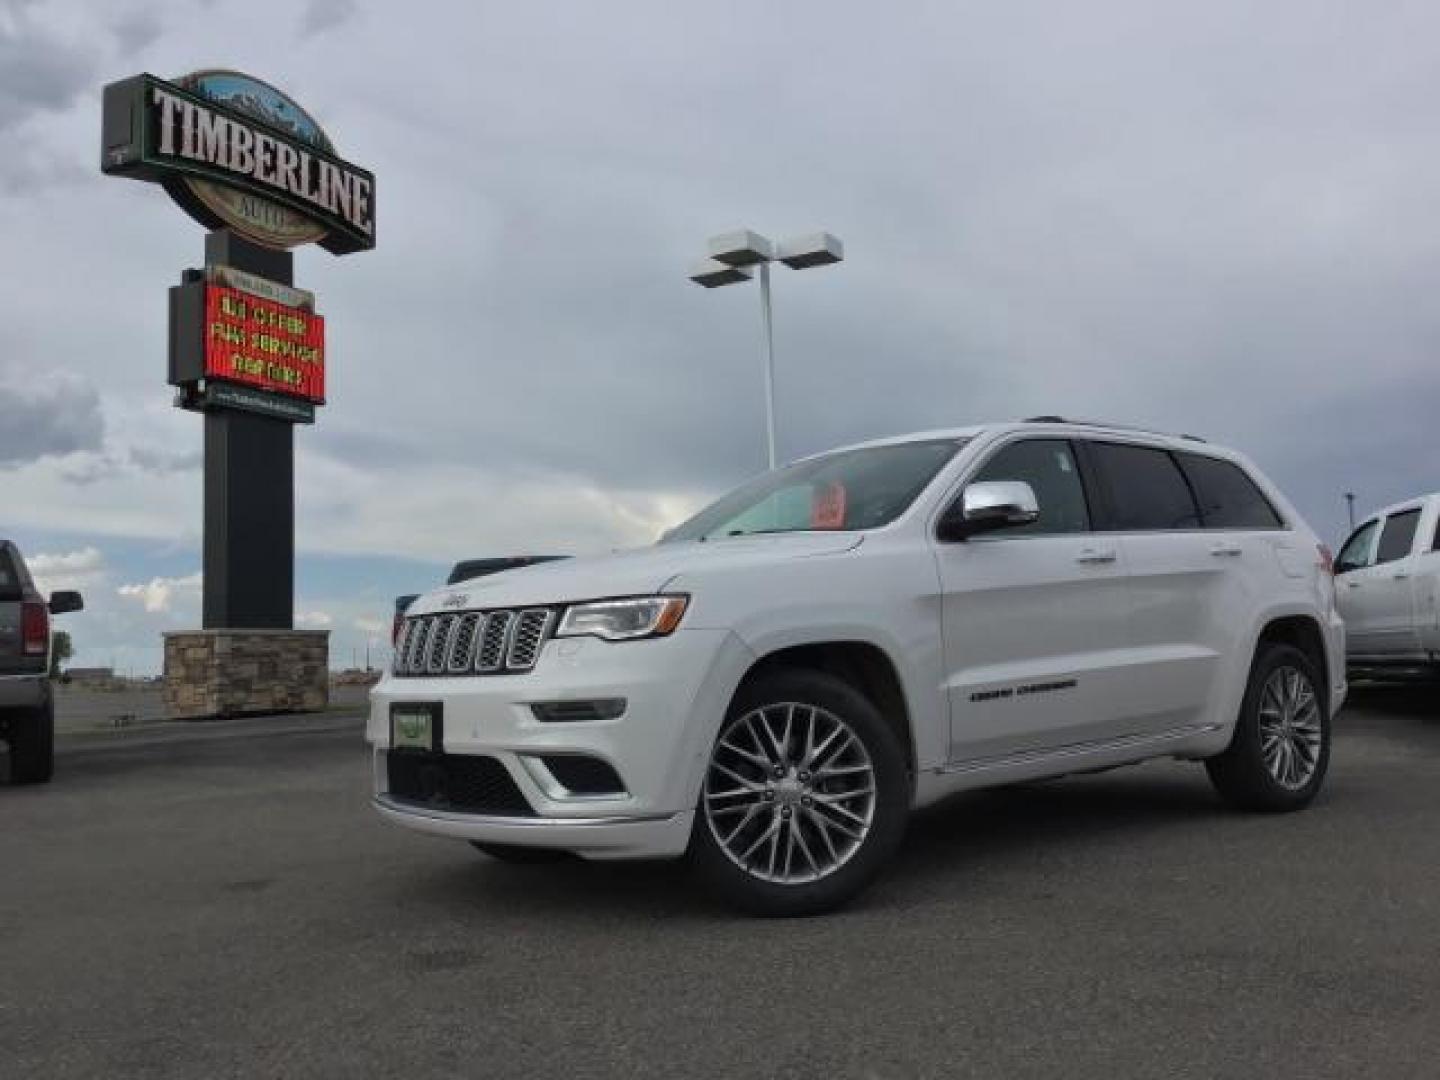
[367,627,753,860]
[372,795,694,859]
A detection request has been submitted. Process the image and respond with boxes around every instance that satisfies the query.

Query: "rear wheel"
[690,669,909,916]
[9,701,54,785]
[468,842,571,864]
[1206,643,1328,811]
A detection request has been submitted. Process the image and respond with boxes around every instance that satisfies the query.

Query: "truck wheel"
[690,668,909,916]
[1206,643,1329,812]
[9,701,55,785]
[468,842,570,864]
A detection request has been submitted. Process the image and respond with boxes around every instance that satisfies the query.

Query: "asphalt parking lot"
[3,688,1438,1079]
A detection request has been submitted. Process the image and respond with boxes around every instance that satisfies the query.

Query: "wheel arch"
[732,639,917,787]
[1254,613,1331,702]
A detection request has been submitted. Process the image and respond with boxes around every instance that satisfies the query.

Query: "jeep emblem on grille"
[442,593,468,609]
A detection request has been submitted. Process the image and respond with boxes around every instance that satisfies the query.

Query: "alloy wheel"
[703,702,877,884]
[1257,665,1323,790]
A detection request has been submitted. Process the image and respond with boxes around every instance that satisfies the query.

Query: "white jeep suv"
[369,419,1344,915]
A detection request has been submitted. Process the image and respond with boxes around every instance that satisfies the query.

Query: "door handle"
[1394,572,1410,580]
[1345,580,1361,588]
[1209,543,1243,557]
[1076,547,1117,564]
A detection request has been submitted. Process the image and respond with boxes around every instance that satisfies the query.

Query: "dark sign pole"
[201,230,295,630]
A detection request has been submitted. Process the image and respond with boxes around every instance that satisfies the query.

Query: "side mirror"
[937,481,1040,542]
[49,590,83,615]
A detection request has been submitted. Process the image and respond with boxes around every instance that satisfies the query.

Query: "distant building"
[65,667,115,685]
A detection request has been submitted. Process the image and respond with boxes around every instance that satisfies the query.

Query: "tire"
[690,668,909,916]
[9,700,55,786]
[1206,643,1329,812]
[468,842,571,864]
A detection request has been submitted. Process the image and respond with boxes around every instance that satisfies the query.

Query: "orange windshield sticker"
[811,481,847,529]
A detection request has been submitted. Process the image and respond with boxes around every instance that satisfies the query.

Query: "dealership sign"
[170,265,325,419]
[102,70,375,254]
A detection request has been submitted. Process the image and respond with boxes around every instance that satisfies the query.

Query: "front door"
[938,437,1133,762]
[1340,508,1422,657]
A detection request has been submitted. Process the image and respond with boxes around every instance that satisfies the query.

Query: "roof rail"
[1018,416,1207,443]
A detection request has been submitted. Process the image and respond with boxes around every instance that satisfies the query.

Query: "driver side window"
[969,439,1091,536]
[1335,519,1379,574]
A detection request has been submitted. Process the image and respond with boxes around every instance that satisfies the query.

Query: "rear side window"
[0,550,19,601]
[1087,442,1201,531]
[1176,453,1283,529]
[970,439,1090,535]
[1336,520,1379,574]
[1376,509,1421,564]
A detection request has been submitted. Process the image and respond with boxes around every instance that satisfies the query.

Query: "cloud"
[353,616,386,636]
[0,369,103,467]
[299,0,357,38]
[297,610,333,628]
[27,546,106,594]
[118,571,202,615]
[11,0,1440,669]
[109,8,161,55]
[0,3,97,132]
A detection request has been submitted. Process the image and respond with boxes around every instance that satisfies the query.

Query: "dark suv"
[1,539,83,784]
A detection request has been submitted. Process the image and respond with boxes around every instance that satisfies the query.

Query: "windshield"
[663,438,967,543]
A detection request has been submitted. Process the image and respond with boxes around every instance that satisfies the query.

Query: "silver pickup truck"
[1,539,82,784]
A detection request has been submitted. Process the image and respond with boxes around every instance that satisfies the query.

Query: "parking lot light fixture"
[689,228,845,470]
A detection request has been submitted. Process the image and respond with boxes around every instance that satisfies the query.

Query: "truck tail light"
[1317,543,1334,575]
[21,601,49,656]
[392,611,404,645]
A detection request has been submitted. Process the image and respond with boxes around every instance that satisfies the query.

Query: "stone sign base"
[164,629,329,720]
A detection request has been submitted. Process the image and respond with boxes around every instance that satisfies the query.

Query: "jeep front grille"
[392,606,559,677]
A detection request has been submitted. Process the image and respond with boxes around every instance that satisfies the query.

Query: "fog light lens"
[531,699,627,724]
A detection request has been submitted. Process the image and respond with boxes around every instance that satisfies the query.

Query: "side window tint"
[1177,453,1283,529]
[970,439,1090,535]
[0,551,17,601]
[1335,520,1379,574]
[1089,443,1201,531]
[1376,509,1421,565]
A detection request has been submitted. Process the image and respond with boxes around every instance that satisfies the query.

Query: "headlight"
[555,595,688,641]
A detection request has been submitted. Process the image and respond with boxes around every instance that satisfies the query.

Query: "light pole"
[1344,491,1356,531]
[689,230,844,470]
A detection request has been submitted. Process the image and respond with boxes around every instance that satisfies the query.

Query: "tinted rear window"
[1088,442,1201,531]
[0,550,19,601]
[1376,509,1421,564]
[1176,453,1284,529]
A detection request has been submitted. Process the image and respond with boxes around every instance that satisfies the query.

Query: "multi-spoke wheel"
[1206,642,1330,811]
[690,669,908,916]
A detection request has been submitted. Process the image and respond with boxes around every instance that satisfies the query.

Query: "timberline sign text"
[101,73,375,255]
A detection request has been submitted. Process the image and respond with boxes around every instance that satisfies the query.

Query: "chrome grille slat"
[405,616,432,674]
[392,620,415,675]
[393,606,557,678]
[427,614,458,674]
[507,609,553,671]
[447,613,481,672]
[477,611,514,672]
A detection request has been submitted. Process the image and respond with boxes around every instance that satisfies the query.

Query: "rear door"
[938,436,1135,762]
[1080,440,1239,736]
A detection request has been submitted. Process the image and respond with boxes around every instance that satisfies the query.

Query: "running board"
[935,723,1223,776]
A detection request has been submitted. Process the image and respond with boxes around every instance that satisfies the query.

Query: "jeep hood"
[408,533,863,614]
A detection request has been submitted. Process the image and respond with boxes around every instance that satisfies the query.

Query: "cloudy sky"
[3,0,1439,674]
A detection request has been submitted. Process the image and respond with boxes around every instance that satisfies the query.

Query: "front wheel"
[1206,643,1329,812]
[690,669,909,916]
